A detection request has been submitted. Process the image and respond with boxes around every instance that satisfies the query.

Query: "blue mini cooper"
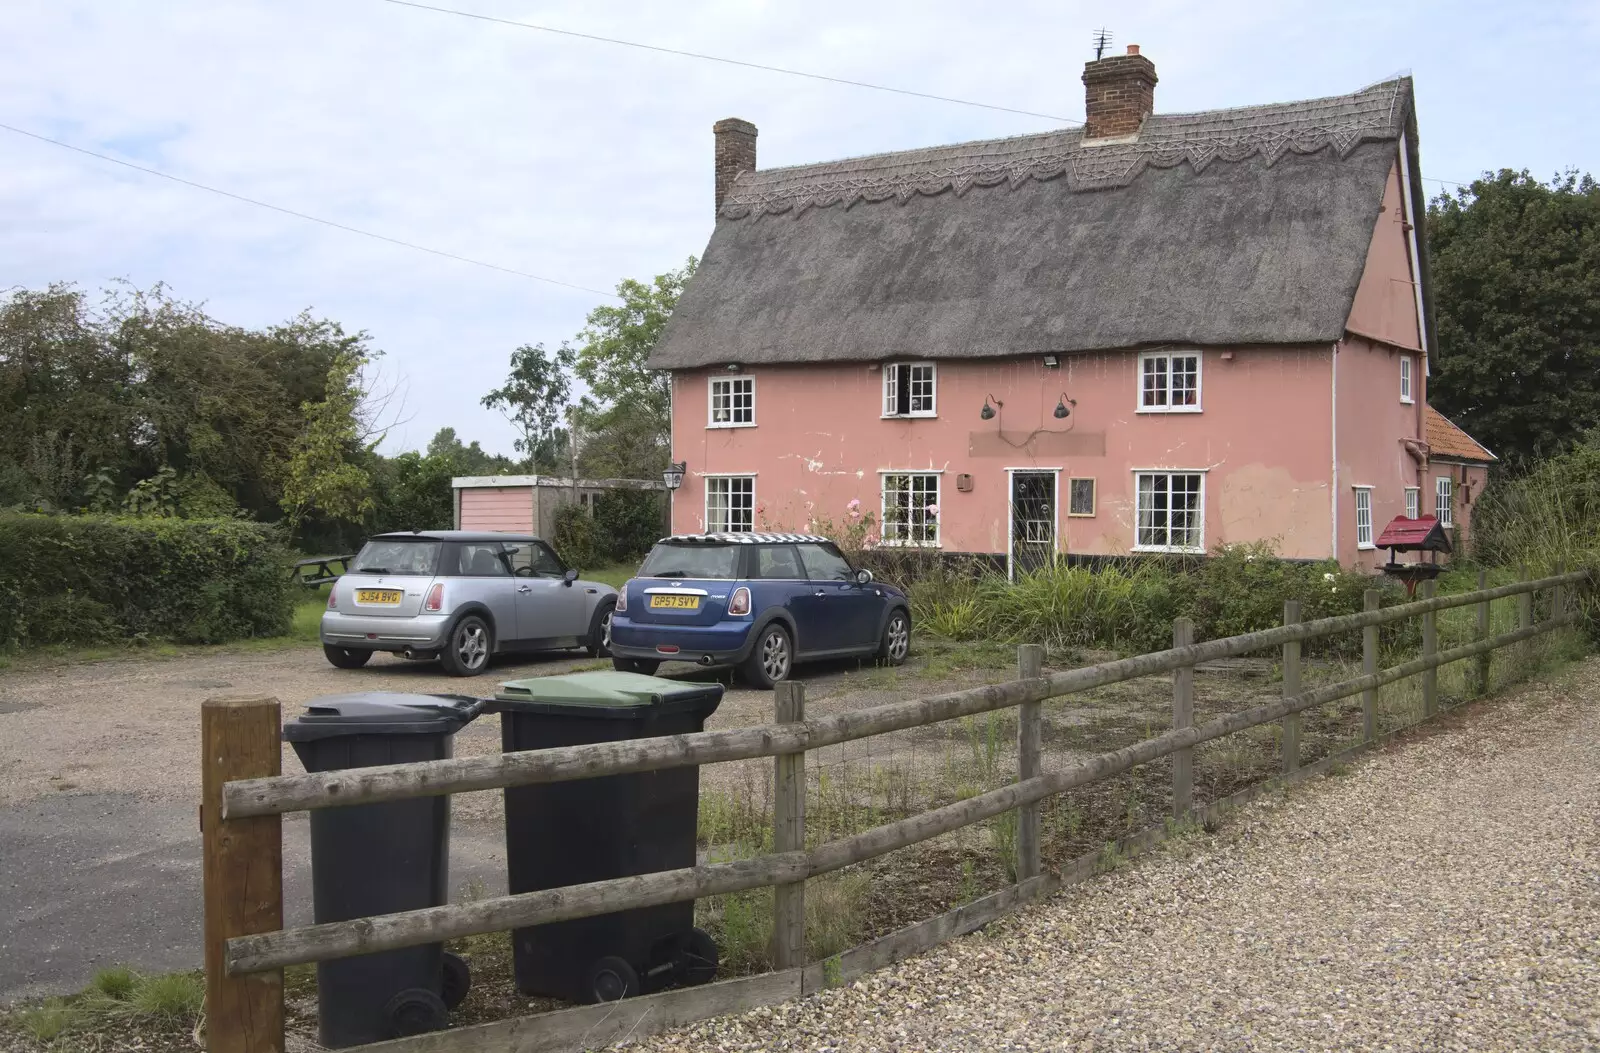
[609,533,912,687]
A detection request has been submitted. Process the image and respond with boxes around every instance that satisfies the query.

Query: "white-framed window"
[1354,487,1374,548]
[1137,352,1201,412]
[708,376,755,427]
[883,362,937,418]
[1399,355,1414,404]
[1405,487,1420,520]
[1436,476,1453,528]
[1133,471,1204,552]
[880,471,941,546]
[704,475,755,533]
[1068,477,1096,517]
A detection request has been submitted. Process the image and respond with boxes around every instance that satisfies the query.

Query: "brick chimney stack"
[713,118,758,213]
[1081,45,1157,140]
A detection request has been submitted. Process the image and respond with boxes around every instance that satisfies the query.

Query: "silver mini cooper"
[320,531,617,676]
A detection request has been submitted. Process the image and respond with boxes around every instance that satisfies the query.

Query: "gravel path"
[638,659,1600,1052]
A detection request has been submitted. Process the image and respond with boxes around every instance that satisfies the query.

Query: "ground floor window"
[1068,477,1096,517]
[705,476,754,533]
[1134,472,1203,552]
[1354,487,1374,548]
[1405,487,1420,520]
[881,472,940,546]
[1436,476,1453,528]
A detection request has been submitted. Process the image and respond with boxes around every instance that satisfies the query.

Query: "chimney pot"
[713,117,758,215]
[1081,49,1157,140]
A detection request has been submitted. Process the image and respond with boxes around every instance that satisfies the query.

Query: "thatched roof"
[650,78,1430,370]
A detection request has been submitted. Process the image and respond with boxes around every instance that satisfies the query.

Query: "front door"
[1010,472,1057,578]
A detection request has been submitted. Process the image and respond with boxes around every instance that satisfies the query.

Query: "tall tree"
[481,343,573,471]
[569,258,696,479]
[1427,170,1600,465]
[277,349,376,535]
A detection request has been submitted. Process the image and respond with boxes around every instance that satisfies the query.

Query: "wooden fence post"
[1362,590,1380,744]
[771,681,807,970]
[1171,618,1195,821]
[1552,560,1567,625]
[1281,599,1302,774]
[1015,644,1045,882]
[1421,579,1438,718]
[202,697,284,1053]
[1518,564,1534,675]
[1474,569,1491,697]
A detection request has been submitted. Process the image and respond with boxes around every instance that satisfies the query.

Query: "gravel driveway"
[637,659,1600,1052]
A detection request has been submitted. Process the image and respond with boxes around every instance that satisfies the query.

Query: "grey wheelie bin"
[284,692,482,1047]
[489,672,723,1004]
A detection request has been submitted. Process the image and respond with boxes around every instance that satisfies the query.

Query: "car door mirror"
[855,568,874,585]
[562,567,579,586]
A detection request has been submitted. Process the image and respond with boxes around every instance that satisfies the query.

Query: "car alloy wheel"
[601,609,613,650]
[887,613,909,661]
[455,622,488,671]
[761,628,790,682]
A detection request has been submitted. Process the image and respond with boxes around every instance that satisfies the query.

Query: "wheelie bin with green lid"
[489,671,723,1004]
[284,692,482,1047]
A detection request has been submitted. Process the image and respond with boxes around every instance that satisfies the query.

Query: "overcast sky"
[5,0,1597,456]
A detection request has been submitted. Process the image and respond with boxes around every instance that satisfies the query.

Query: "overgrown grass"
[1,967,206,1047]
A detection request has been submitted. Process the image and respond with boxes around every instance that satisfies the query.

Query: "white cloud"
[3,0,1596,454]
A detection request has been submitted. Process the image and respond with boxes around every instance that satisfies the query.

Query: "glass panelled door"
[1010,472,1057,577]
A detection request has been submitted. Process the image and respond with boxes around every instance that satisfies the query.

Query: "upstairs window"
[709,376,755,427]
[1399,355,1414,404]
[1139,352,1201,412]
[883,362,937,418]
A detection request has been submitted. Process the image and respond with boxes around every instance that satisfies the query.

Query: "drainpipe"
[1330,343,1339,561]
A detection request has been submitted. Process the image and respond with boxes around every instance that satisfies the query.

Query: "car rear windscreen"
[350,538,442,576]
[638,542,741,580]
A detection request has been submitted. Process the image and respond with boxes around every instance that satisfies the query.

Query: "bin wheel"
[676,927,719,987]
[384,988,448,1037]
[584,956,640,1004]
[441,951,471,1010]
[322,644,371,669]
[612,656,660,675]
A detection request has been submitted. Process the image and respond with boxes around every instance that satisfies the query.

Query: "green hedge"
[0,513,297,647]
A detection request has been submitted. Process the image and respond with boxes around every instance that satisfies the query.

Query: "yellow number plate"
[355,589,402,605]
[649,595,700,610]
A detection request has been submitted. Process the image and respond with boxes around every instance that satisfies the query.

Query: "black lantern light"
[662,461,687,490]
[1054,394,1077,419]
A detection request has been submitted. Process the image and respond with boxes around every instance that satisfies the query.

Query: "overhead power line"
[0,121,618,297]
[379,0,1080,125]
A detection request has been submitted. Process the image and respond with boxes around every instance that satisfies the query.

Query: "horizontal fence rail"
[223,570,1590,820]
[224,611,1575,975]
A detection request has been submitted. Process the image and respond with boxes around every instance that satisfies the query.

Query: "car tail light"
[424,583,444,612]
[326,585,337,610]
[615,581,630,612]
[728,586,752,616]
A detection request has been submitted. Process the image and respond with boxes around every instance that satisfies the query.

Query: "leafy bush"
[591,488,664,562]
[551,503,602,570]
[0,513,296,648]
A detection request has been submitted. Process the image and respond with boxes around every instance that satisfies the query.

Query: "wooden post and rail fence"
[201,568,1589,1053]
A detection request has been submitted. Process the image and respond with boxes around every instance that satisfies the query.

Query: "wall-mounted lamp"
[980,395,1002,421]
[1053,394,1077,420]
[662,461,687,490]
[723,363,741,373]
[1043,354,1060,368]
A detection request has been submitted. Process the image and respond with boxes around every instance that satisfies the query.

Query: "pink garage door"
[459,487,533,533]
